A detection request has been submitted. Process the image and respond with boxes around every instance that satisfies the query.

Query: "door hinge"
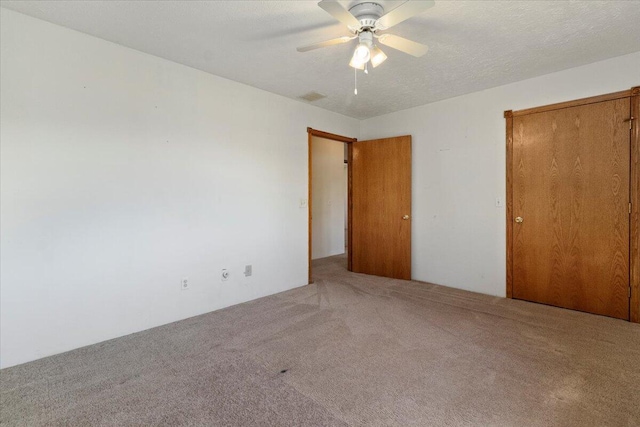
[625,116,635,130]
[631,203,633,214]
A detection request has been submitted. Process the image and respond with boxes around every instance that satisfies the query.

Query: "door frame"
[307,127,357,284]
[504,86,640,322]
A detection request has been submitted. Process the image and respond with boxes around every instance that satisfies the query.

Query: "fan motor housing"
[349,2,384,29]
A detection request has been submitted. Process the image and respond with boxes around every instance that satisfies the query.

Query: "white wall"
[360,51,640,297]
[0,9,359,368]
[311,137,346,260]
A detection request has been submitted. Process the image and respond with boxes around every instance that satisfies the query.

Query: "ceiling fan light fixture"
[299,1,434,75]
[350,43,371,68]
[349,55,365,70]
[370,45,387,68]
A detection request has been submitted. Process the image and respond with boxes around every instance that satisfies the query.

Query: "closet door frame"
[505,86,640,322]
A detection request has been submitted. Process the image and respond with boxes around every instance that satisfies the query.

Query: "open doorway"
[307,128,356,284]
[308,129,412,284]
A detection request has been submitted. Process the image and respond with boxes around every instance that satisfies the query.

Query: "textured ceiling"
[2,1,640,119]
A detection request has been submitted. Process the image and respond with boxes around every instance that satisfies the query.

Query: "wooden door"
[511,98,631,320]
[351,136,411,280]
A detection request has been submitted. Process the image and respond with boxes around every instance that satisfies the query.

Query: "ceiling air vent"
[299,91,327,102]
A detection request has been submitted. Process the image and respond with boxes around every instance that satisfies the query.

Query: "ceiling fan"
[297,0,435,71]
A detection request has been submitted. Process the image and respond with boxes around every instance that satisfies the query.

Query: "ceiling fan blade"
[297,35,356,52]
[377,34,428,57]
[318,0,361,29]
[375,0,435,30]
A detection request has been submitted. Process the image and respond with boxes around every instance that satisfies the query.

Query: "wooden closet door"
[512,98,630,319]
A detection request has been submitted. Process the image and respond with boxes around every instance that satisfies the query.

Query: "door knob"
[402,215,410,220]
[515,216,523,223]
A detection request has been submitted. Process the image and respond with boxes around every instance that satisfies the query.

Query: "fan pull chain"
[364,62,369,74]
[354,67,358,95]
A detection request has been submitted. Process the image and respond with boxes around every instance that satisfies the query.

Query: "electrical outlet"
[221,269,229,281]
[495,197,503,207]
[299,199,308,208]
[244,265,252,277]
[181,277,189,290]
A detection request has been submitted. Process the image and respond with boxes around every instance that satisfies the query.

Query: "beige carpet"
[2,254,639,426]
